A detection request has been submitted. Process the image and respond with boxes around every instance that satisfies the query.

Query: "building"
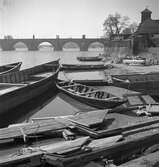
[133,8,159,54]
[136,8,159,36]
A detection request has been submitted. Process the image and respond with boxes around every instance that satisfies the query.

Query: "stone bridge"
[0,37,111,51]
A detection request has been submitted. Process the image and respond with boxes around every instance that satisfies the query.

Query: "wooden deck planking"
[141,95,156,104]
[0,120,67,140]
[69,110,107,127]
[0,110,107,140]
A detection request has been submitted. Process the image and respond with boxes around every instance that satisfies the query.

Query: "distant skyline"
[0,0,159,38]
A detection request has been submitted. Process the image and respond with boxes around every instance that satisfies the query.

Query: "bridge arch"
[88,41,104,51]
[38,42,54,51]
[13,41,28,51]
[62,41,80,51]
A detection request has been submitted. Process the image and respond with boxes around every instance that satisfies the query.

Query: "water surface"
[0,50,103,126]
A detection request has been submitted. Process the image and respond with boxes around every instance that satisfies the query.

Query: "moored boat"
[60,63,112,71]
[0,59,60,115]
[56,80,127,109]
[0,62,22,75]
[122,56,145,66]
[77,56,103,62]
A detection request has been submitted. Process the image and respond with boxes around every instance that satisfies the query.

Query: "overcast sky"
[0,0,158,38]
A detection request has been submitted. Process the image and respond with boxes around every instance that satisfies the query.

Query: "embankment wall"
[105,40,132,63]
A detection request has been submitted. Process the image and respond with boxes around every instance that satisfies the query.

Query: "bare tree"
[4,35,13,39]
[103,13,130,38]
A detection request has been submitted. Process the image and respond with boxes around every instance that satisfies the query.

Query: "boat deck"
[105,63,159,76]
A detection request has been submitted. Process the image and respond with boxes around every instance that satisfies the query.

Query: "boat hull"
[77,56,103,61]
[62,90,124,109]
[123,59,145,66]
[60,64,110,71]
[56,81,126,109]
[0,61,59,115]
[0,62,22,75]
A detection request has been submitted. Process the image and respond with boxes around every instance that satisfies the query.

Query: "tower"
[141,8,152,23]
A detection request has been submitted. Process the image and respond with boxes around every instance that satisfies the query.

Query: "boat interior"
[0,62,58,95]
[0,63,18,73]
[58,81,119,100]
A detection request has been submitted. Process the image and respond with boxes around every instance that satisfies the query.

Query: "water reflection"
[0,87,58,128]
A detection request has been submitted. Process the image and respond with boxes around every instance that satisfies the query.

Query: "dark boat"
[56,80,127,109]
[0,62,22,75]
[77,56,103,61]
[0,59,60,115]
[60,63,112,71]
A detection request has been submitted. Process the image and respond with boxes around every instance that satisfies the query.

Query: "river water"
[0,49,104,127]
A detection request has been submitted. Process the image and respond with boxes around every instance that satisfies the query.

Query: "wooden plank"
[127,96,143,106]
[87,135,123,150]
[141,95,156,104]
[44,130,159,167]
[69,110,107,127]
[0,120,67,140]
[146,104,159,114]
[73,117,159,138]
[39,136,90,154]
[0,152,42,166]
[0,110,107,140]
[76,90,99,95]
[0,137,89,166]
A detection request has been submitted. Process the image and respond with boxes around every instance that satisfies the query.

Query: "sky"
[0,0,159,38]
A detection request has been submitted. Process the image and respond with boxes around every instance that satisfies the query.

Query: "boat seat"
[62,84,81,88]
[31,72,53,78]
[67,88,75,92]
[77,90,99,95]
[0,84,25,95]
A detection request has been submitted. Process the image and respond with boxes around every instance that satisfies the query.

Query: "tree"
[122,22,138,34]
[103,13,130,38]
[4,35,13,39]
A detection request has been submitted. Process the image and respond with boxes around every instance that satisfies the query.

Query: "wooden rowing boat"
[0,59,60,115]
[60,63,112,71]
[0,62,22,75]
[56,81,127,109]
[77,56,103,62]
[122,56,145,66]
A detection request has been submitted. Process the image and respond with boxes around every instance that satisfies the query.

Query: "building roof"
[137,19,159,34]
[141,8,152,13]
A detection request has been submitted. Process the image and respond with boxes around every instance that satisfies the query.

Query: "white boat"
[123,57,145,66]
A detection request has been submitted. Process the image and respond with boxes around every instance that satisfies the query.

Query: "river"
[0,49,104,127]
